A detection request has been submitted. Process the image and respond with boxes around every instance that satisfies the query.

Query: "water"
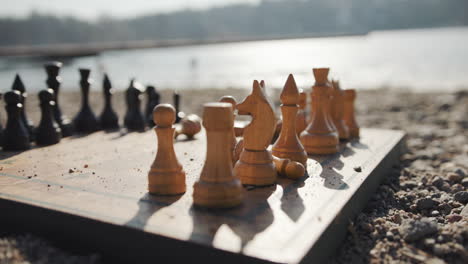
[0,26,467,93]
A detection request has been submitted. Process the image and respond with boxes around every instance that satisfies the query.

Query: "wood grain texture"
[0,127,404,264]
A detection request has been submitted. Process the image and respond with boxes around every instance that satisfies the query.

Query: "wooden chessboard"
[0,128,405,264]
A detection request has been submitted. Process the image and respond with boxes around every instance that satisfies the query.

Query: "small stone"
[416,197,439,210]
[461,178,468,187]
[400,218,438,242]
[453,191,468,204]
[401,180,418,189]
[453,167,466,177]
[431,176,445,188]
[84,164,89,168]
[446,214,462,223]
[437,203,452,215]
[430,210,440,216]
[451,183,464,193]
[446,172,462,183]
[360,222,374,233]
[423,238,436,247]
[461,204,468,216]
[353,166,362,172]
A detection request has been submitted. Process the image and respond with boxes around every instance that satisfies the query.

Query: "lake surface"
[0,26,467,93]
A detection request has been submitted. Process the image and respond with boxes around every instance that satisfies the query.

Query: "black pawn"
[2,91,30,151]
[99,74,119,130]
[36,89,62,146]
[124,79,145,131]
[145,85,160,127]
[45,62,74,137]
[72,68,99,134]
[173,91,185,123]
[11,74,34,141]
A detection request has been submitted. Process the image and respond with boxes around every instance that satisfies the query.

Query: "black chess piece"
[45,62,74,137]
[173,91,185,123]
[124,79,145,131]
[36,89,61,146]
[145,85,160,127]
[0,93,3,146]
[73,68,99,134]
[2,91,30,151]
[99,74,119,130]
[11,74,35,141]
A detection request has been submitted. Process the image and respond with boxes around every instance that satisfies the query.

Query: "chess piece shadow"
[125,193,182,230]
[189,185,275,253]
[278,178,306,222]
[320,166,349,190]
[227,185,275,252]
[340,144,356,158]
[350,140,369,150]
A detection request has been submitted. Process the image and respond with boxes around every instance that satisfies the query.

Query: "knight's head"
[237,80,269,115]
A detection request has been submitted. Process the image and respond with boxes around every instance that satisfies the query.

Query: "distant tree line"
[0,0,467,46]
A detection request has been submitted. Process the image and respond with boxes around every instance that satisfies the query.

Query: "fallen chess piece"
[174,114,202,139]
[234,139,305,180]
[272,156,305,180]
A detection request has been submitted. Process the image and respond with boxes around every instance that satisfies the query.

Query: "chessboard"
[0,127,405,264]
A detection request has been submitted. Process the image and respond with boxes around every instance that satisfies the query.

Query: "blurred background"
[0,0,467,91]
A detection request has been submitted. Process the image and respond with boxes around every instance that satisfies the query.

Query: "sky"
[0,0,260,20]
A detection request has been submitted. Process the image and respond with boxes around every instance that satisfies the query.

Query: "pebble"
[401,180,418,189]
[430,210,440,216]
[446,172,462,183]
[461,178,468,187]
[446,214,462,223]
[453,191,468,204]
[416,197,439,210]
[400,218,438,242]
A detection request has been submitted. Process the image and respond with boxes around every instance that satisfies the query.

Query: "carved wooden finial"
[280,74,299,106]
[313,68,329,85]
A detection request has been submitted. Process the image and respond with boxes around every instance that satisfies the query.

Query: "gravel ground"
[331,89,468,264]
[1,88,467,263]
